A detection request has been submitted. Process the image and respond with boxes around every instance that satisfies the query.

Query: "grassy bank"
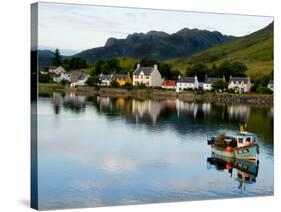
[38,84,273,105]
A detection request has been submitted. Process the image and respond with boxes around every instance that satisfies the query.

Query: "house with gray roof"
[203,75,225,91]
[267,80,273,91]
[176,76,199,92]
[132,64,163,87]
[99,74,113,86]
[69,70,89,87]
[228,76,252,93]
[49,65,66,75]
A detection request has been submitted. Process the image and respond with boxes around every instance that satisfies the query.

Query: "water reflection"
[45,92,273,144]
[52,92,86,114]
[37,92,273,209]
[207,153,259,191]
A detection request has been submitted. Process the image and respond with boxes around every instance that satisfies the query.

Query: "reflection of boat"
[207,153,259,189]
[207,124,259,160]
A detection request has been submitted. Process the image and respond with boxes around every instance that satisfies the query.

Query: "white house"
[228,76,252,93]
[99,74,113,86]
[203,75,225,91]
[49,66,66,75]
[69,70,89,87]
[267,80,273,91]
[132,64,163,87]
[176,76,199,92]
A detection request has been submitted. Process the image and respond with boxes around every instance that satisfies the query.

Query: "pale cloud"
[36,2,273,53]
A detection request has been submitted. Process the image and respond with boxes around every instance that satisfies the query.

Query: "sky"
[35,2,273,55]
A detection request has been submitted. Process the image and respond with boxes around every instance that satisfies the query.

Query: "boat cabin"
[235,132,257,148]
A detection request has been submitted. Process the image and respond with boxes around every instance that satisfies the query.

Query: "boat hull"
[211,144,258,160]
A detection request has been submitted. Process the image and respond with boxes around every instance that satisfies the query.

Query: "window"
[238,138,243,143]
[246,137,251,142]
[135,76,138,79]
[146,76,149,79]
[237,149,249,154]
[243,149,249,153]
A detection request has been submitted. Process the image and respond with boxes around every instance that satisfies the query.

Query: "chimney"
[205,74,208,81]
[223,75,225,82]
[154,64,158,70]
[178,75,181,80]
[137,63,141,69]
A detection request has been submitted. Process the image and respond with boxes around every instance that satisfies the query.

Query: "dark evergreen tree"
[52,48,62,66]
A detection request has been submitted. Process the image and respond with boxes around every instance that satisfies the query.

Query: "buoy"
[226,146,233,152]
[226,163,232,170]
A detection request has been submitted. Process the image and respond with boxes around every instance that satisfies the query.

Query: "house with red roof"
[161,80,177,90]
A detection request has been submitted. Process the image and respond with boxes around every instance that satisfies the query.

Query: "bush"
[195,88,205,94]
[60,79,68,86]
[123,82,133,90]
[86,76,100,86]
[227,89,235,93]
[212,80,228,91]
[133,84,147,89]
[38,73,51,83]
[184,88,194,92]
[110,80,119,88]
[256,86,273,94]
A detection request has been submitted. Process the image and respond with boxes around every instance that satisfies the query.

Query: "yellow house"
[112,73,132,86]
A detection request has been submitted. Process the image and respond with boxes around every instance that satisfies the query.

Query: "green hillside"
[117,57,138,71]
[166,22,273,79]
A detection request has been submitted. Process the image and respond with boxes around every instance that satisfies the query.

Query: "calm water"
[37,92,274,210]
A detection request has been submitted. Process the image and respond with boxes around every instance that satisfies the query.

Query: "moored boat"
[207,125,259,160]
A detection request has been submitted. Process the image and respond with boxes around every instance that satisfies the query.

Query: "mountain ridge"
[73,28,235,63]
[166,22,273,79]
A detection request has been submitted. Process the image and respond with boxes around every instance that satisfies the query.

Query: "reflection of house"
[99,74,113,86]
[176,76,199,92]
[176,100,211,119]
[228,76,252,93]
[203,75,225,91]
[161,80,177,90]
[227,105,250,120]
[267,80,273,91]
[70,70,89,87]
[113,73,132,86]
[97,96,112,109]
[63,93,86,105]
[133,64,163,87]
[132,99,161,124]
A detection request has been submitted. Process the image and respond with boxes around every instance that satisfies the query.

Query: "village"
[40,63,274,94]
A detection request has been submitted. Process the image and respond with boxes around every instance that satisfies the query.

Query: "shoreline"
[38,84,273,105]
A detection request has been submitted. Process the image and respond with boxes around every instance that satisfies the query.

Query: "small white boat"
[207,125,259,160]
